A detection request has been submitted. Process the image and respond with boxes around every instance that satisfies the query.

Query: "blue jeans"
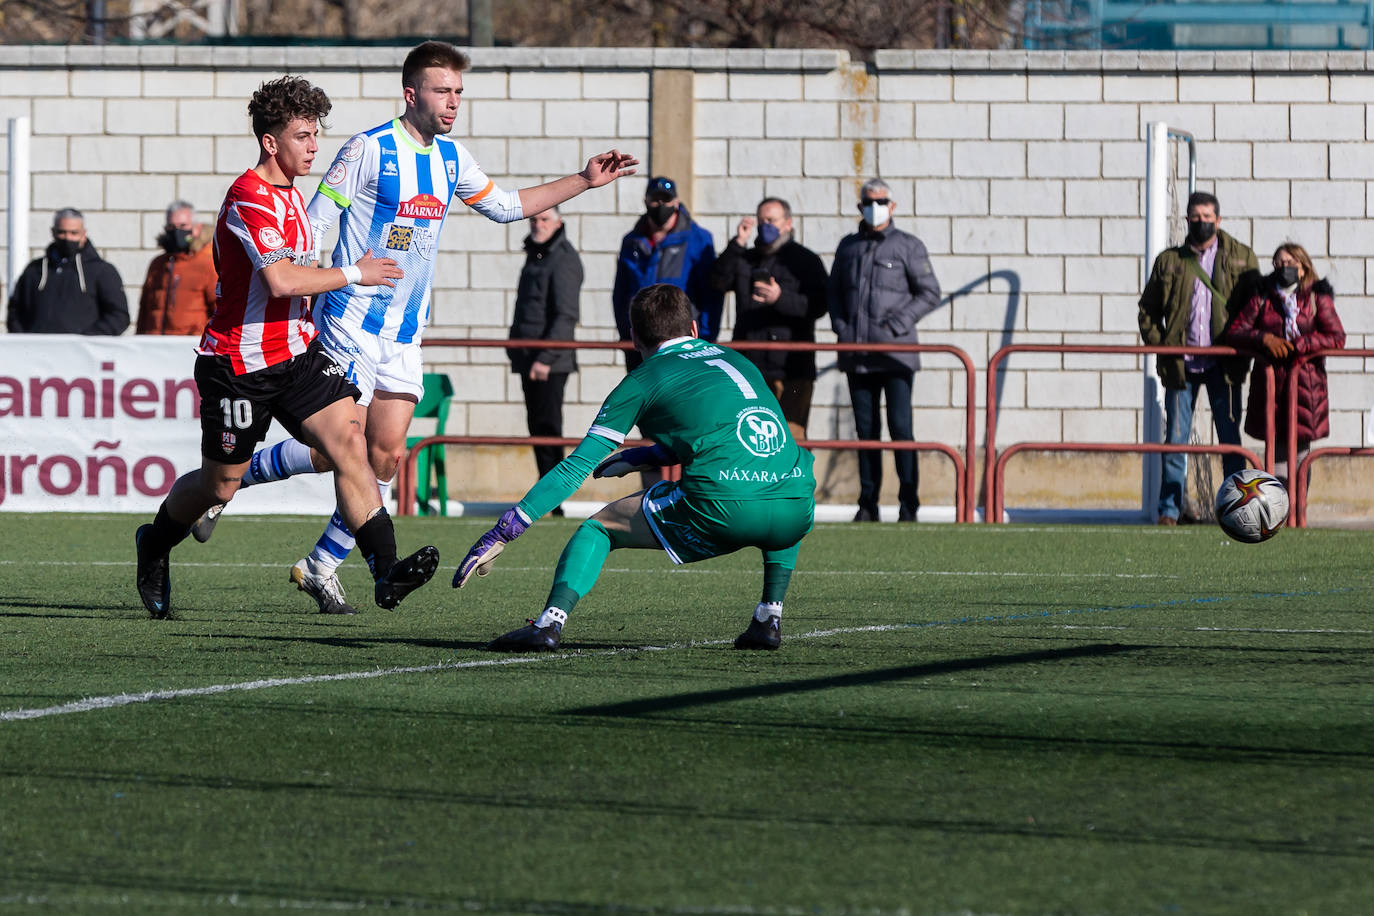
[846,371,917,514]
[1159,366,1244,519]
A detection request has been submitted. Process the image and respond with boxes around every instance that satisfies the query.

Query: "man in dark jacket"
[612,176,722,369]
[508,206,583,502]
[7,208,129,335]
[829,179,943,523]
[1138,190,1260,525]
[711,197,828,441]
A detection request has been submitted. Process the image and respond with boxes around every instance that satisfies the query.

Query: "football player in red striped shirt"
[134,76,439,620]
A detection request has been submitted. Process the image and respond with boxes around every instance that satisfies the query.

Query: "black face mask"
[55,238,81,260]
[1276,265,1299,287]
[158,227,193,254]
[1186,219,1216,245]
[645,202,674,228]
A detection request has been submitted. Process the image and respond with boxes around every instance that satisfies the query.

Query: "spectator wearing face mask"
[136,200,218,336]
[710,196,829,441]
[6,207,130,335]
[1138,190,1260,525]
[1222,242,1345,490]
[612,176,722,370]
[828,178,944,523]
[507,205,584,507]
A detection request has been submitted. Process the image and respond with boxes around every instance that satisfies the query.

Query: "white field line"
[0,558,1180,579]
[40,512,1368,532]
[0,641,703,723]
[3,586,1353,725]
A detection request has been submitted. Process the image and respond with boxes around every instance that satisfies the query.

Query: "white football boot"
[290,556,357,616]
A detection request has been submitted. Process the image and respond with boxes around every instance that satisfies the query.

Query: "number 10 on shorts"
[220,397,253,429]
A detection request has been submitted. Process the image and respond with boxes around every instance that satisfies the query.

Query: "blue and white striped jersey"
[307,118,523,343]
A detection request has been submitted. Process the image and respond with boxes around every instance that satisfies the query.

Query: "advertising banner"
[0,335,337,514]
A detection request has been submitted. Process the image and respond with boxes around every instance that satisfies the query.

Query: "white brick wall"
[917,103,990,139]
[991,179,1063,217]
[989,103,1063,139]
[3,46,1372,499]
[952,140,1026,177]
[1065,103,1136,140]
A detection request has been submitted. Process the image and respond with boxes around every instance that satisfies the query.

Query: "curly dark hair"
[248,76,331,141]
[402,41,471,90]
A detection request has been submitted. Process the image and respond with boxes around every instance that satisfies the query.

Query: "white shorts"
[314,313,424,407]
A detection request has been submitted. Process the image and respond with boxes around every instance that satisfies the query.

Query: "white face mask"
[861,202,890,227]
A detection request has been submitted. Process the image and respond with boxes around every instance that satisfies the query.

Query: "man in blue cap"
[612,176,722,370]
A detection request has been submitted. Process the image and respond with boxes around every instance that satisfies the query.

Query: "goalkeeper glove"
[453,506,531,588]
[592,443,678,479]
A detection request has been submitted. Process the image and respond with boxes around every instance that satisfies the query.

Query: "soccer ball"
[1214,469,1289,543]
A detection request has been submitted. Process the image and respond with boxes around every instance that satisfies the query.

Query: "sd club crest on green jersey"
[736,406,786,458]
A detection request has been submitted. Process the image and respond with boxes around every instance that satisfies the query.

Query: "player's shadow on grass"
[4,759,1366,863]
[244,633,493,652]
[565,643,1137,717]
[0,599,124,617]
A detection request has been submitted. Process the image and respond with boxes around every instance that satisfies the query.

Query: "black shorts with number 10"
[195,340,360,464]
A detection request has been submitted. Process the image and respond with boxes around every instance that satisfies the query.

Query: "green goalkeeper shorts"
[641,480,814,565]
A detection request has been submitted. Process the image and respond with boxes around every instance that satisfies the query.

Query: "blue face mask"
[757,222,781,246]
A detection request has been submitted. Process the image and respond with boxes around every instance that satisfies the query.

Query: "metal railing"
[1290,348,1374,528]
[393,338,1374,526]
[398,337,977,520]
[983,344,1276,523]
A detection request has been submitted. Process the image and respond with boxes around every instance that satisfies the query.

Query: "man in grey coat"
[508,206,583,513]
[828,179,943,522]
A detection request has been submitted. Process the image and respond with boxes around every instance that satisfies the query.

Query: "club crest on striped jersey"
[384,223,435,258]
[341,137,365,162]
[397,194,446,220]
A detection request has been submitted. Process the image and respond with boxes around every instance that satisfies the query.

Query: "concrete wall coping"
[0,44,849,71]
[874,49,1374,73]
[4,45,1374,74]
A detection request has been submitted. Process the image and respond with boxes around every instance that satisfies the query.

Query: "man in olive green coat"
[1138,191,1260,525]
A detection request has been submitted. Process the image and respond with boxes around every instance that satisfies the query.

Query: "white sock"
[755,602,783,623]
[242,438,316,488]
[307,512,351,574]
[307,479,391,574]
[534,607,568,629]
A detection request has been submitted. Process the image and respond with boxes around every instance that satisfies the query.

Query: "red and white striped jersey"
[200,169,318,374]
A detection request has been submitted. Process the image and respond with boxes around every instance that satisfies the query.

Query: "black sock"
[354,509,398,580]
[140,504,192,559]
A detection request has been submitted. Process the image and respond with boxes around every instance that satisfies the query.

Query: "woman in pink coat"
[1222,242,1345,487]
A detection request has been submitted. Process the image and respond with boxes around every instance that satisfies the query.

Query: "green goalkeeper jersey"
[589,336,815,501]
[516,336,815,520]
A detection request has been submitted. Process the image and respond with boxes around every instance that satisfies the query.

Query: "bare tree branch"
[0,0,1023,53]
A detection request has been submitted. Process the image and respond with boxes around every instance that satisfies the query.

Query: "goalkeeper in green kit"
[454,284,816,651]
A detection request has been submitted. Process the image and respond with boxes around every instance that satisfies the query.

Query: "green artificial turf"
[1,513,1370,914]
